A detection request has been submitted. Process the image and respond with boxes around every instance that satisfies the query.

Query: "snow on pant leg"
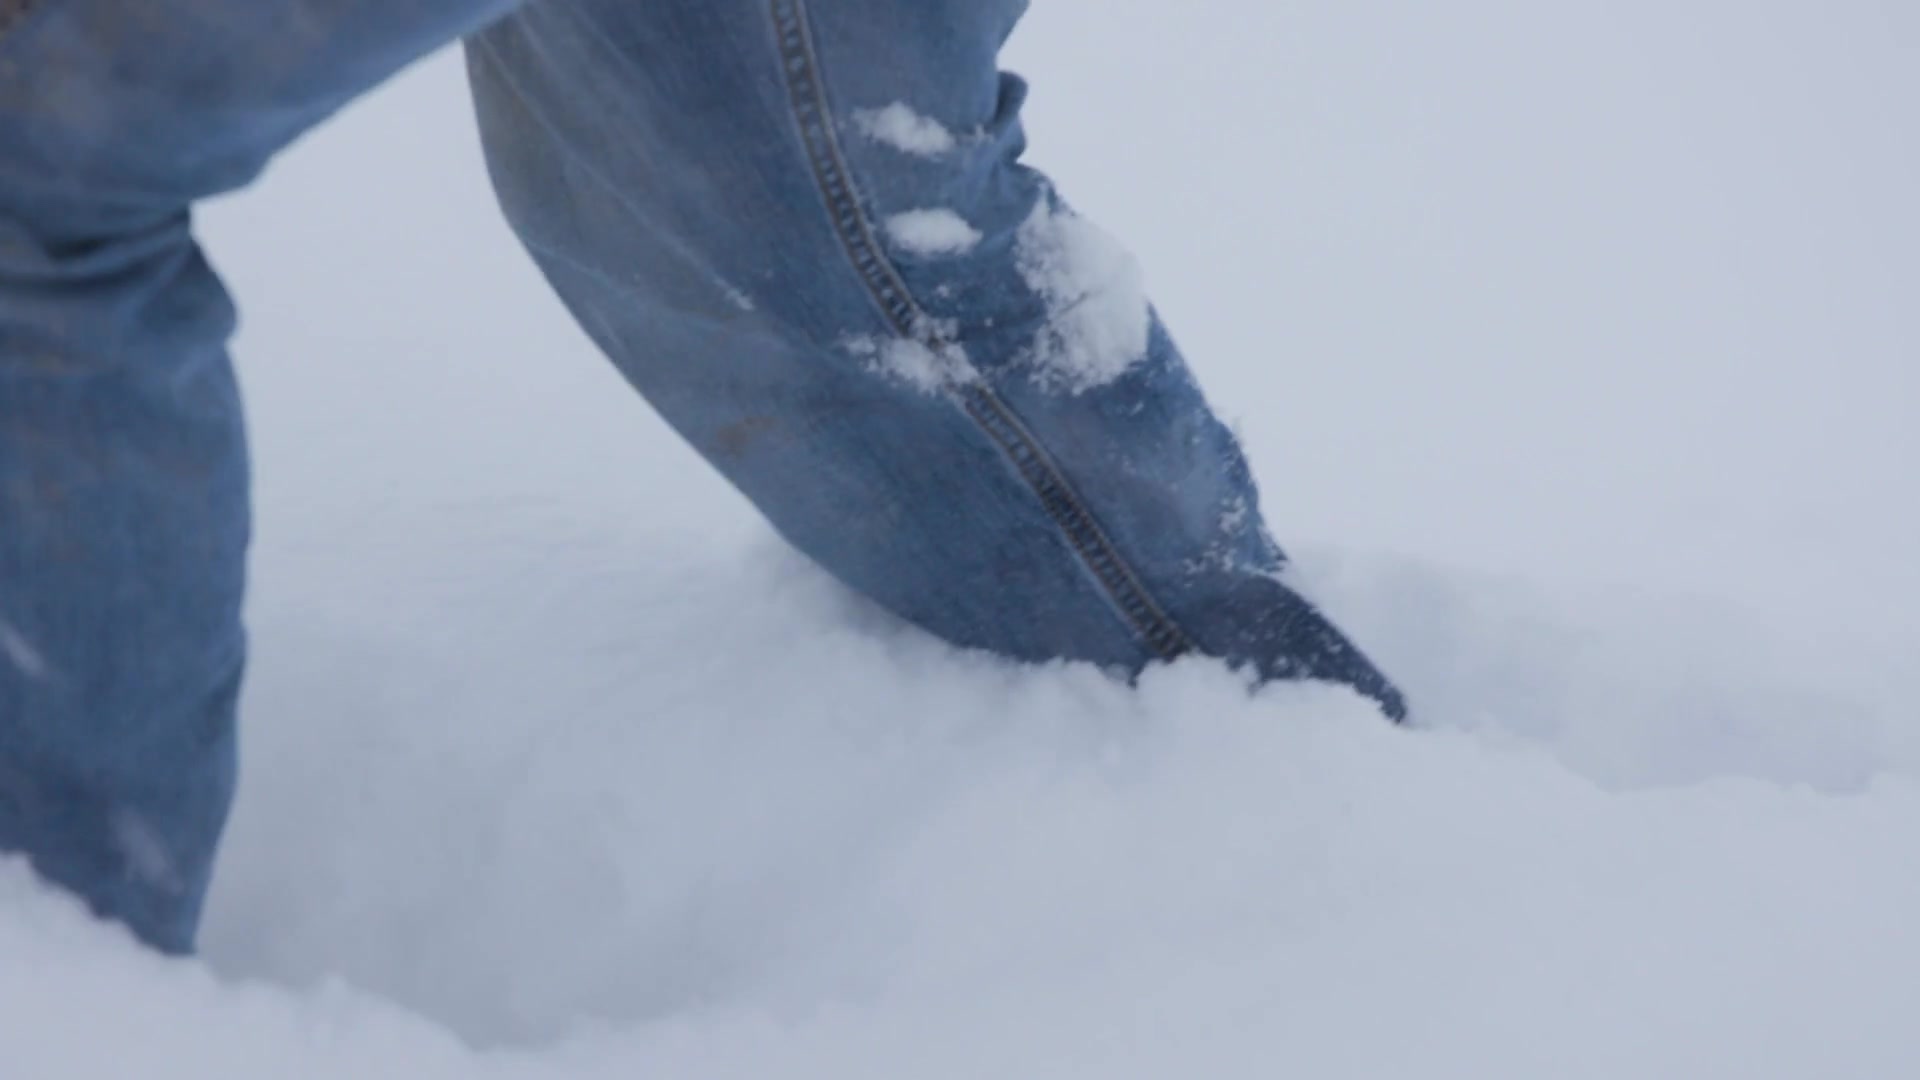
[0,0,519,954]
[464,0,1405,720]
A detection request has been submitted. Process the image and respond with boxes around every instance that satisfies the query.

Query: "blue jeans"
[0,0,1403,954]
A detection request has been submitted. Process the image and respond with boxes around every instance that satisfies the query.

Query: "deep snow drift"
[3,3,1916,1077]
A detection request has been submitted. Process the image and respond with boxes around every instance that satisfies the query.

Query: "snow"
[3,2,1917,1076]
[843,334,975,394]
[1014,199,1153,392]
[885,209,984,257]
[853,103,959,158]
[109,812,187,896]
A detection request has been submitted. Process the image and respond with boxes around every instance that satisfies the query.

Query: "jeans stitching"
[767,0,1192,662]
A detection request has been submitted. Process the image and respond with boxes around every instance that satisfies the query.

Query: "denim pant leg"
[467,0,1405,718]
[0,0,518,953]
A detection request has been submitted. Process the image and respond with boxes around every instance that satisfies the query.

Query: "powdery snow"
[3,2,1916,1077]
[5,548,1918,1078]
[852,102,958,158]
[844,334,975,394]
[1015,199,1153,393]
[885,209,984,257]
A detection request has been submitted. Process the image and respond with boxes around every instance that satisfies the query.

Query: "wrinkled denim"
[0,0,1403,954]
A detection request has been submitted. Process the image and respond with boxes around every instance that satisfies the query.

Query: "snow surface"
[4,2,1917,1076]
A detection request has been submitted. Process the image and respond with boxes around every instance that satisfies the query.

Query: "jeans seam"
[767,0,1192,662]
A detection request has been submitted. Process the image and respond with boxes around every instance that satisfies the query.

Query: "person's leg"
[0,0,518,953]
[465,0,1405,717]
